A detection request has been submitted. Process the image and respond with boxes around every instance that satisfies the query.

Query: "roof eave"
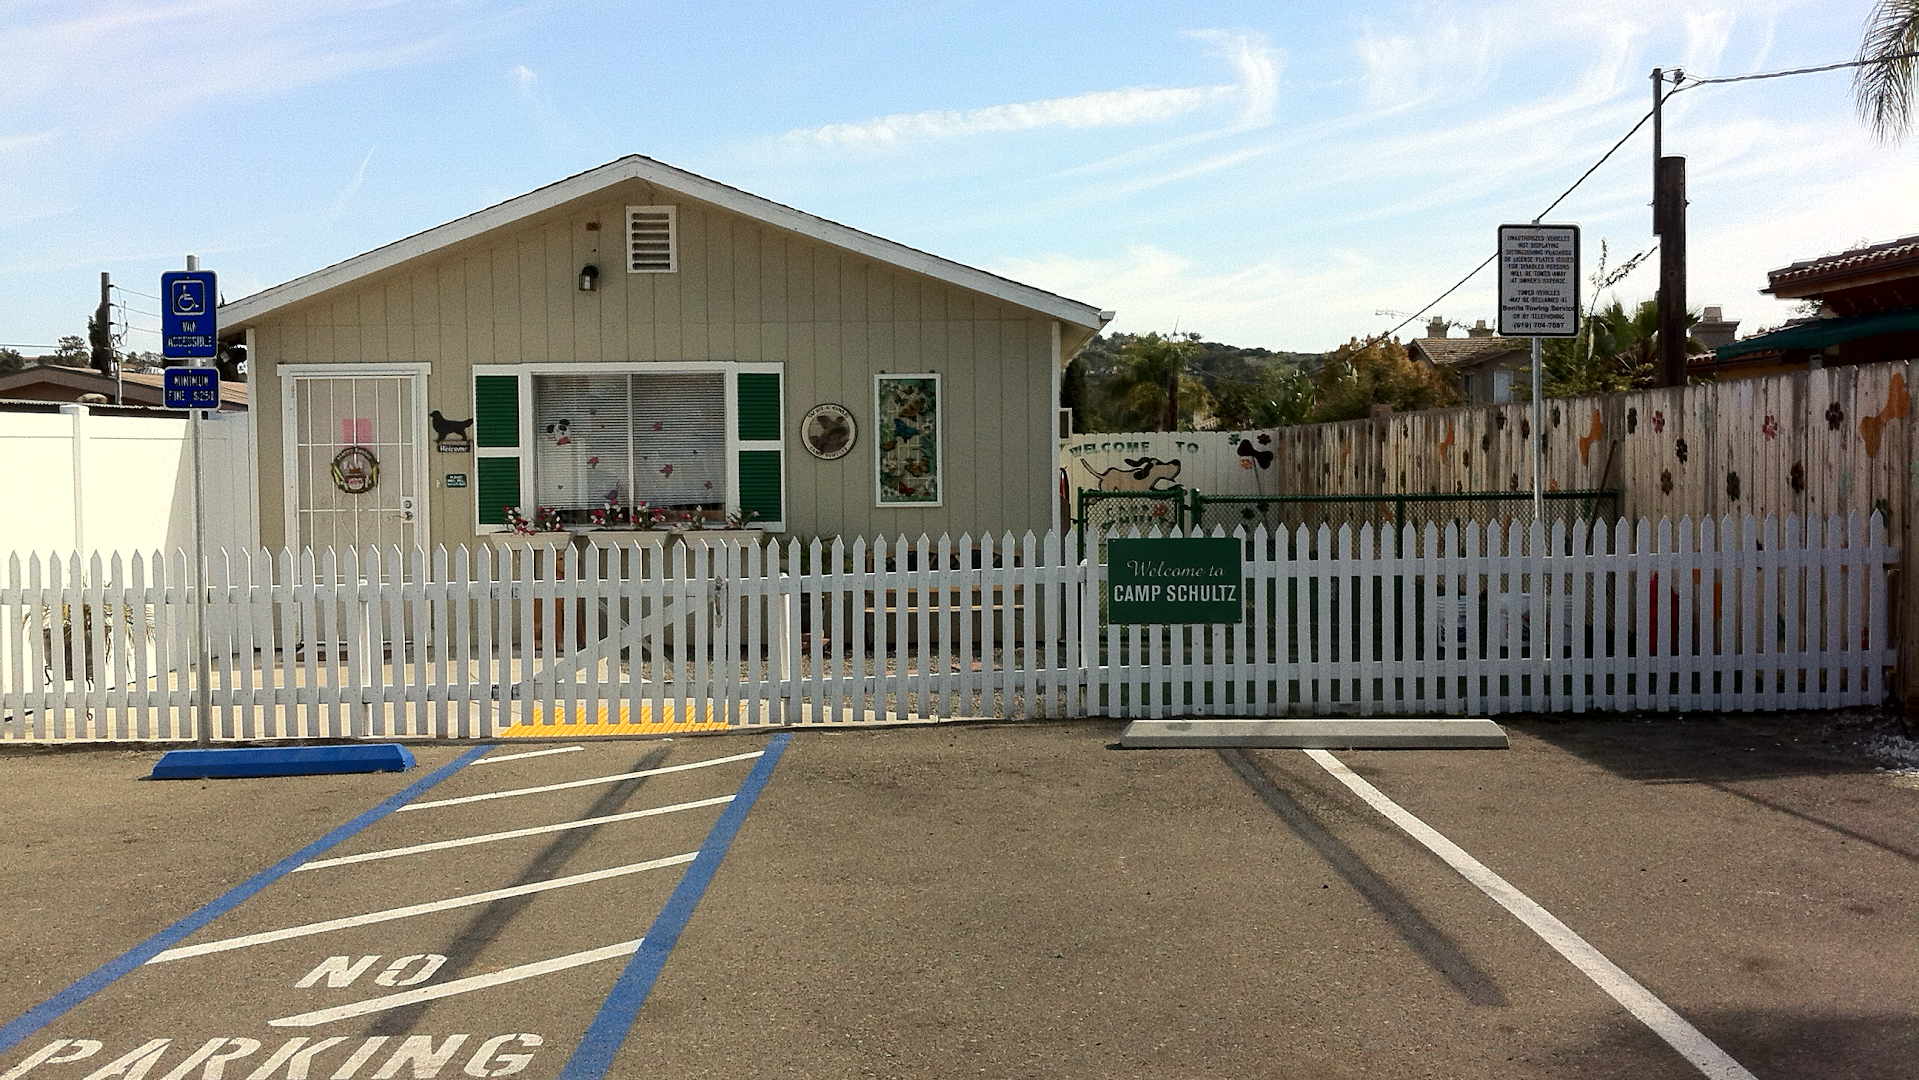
[219,155,1106,333]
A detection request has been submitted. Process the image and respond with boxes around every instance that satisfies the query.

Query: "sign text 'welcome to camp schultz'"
[1106,537,1243,623]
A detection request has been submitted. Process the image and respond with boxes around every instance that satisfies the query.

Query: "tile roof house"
[1407,319,1530,403]
[1703,234,1919,379]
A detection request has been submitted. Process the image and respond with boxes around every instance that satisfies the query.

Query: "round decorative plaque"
[331,446,381,494]
[801,403,857,460]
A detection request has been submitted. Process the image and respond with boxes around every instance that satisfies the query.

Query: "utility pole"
[1164,364,1179,432]
[1655,156,1688,387]
[1651,68,1689,387]
[89,272,115,384]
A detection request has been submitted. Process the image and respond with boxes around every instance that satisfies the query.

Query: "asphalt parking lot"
[1,714,1913,1080]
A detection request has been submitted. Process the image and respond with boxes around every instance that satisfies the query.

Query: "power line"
[1674,50,1919,88]
[1371,48,1919,348]
[112,284,162,302]
[1376,105,1659,343]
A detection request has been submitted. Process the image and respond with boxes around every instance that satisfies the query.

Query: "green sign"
[1107,537,1242,623]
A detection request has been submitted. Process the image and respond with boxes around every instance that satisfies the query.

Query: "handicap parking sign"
[161,270,218,359]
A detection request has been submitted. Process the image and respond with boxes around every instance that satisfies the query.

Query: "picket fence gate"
[0,514,1898,742]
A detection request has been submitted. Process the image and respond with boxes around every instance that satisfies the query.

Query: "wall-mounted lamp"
[578,264,600,292]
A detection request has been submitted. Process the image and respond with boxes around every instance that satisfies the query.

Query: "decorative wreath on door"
[331,446,380,494]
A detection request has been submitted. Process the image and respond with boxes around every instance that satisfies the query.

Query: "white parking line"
[295,795,735,871]
[472,746,585,765]
[400,750,765,811]
[148,853,698,963]
[269,938,646,1027]
[1305,750,1759,1080]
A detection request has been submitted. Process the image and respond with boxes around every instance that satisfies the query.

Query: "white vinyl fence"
[0,514,1898,742]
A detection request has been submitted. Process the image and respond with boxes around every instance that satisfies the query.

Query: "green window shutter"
[475,375,520,448]
[738,450,782,525]
[475,457,521,526]
[736,372,781,441]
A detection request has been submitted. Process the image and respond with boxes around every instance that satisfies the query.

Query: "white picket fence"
[0,514,1899,742]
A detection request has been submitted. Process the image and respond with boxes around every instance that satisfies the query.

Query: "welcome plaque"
[1107,537,1243,624]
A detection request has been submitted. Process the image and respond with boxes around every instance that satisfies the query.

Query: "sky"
[1,0,1914,356]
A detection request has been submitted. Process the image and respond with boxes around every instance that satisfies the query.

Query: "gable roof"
[219,155,1111,334]
[1408,336,1530,368]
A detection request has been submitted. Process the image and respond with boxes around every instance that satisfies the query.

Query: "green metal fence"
[1076,488,1188,550]
[1190,490,1620,545]
[1078,488,1620,557]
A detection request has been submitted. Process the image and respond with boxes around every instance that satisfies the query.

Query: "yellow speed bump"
[498,700,735,737]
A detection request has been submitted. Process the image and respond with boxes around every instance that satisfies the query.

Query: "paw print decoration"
[1651,410,1665,433]
[1761,415,1778,440]
[1825,402,1845,430]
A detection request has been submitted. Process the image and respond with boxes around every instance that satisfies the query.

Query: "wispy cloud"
[779,31,1281,148]
[1357,12,1502,108]
[785,85,1234,148]
[0,2,514,153]
[320,149,374,233]
[997,244,1378,346]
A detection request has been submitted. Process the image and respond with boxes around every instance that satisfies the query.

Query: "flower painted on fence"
[1825,402,1845,429]
[1761,415,1778,440]
[1652,410,1665,433]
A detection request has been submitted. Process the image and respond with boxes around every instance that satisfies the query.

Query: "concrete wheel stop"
[149,744,418,779]
[1118,717,1508,750]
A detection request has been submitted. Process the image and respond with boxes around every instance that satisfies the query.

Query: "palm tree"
[1855,0,1919,141]
[1102,332,1210,431]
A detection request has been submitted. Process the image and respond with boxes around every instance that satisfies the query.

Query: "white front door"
[285,371,426,554]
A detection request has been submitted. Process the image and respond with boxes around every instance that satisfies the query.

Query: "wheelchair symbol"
[171,279,206,315]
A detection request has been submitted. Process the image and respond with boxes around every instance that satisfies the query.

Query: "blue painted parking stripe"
[0,744,492,1055]
[557,732,792,1080]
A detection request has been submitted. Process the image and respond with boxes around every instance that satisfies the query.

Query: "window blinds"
[631,373,725,507]
[531,374,631,511]
[529,372,727,513]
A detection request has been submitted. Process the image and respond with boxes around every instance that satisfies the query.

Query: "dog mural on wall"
[1080,456,1182,491]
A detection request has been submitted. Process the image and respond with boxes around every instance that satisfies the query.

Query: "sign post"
[162,263,219,747]
[1497,224,1580,528]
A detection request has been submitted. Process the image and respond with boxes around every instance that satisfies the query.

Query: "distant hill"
[1065,333,1328,433]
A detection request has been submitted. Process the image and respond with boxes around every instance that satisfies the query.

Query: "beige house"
[1407,319,1530,404]
[220,156,1108,552]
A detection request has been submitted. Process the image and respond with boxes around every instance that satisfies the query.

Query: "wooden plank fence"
[1254,361,1915,702]
[0,515,1898,741]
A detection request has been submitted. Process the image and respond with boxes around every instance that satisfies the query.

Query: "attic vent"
[627,205,677,273]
